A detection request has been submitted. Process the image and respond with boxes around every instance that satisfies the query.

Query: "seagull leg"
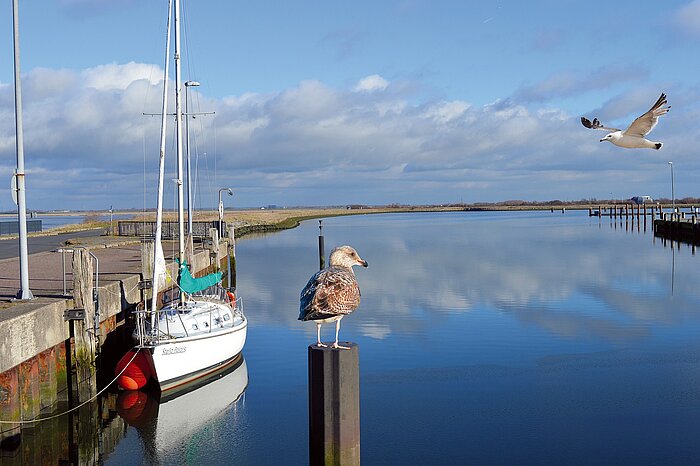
[316,322,327,347]
[331,317,350,350]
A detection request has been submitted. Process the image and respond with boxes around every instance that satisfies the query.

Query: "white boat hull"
[146,321,247,391]
[135,301,248,392]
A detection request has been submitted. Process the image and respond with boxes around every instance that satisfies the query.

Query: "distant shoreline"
[0,202,692,243]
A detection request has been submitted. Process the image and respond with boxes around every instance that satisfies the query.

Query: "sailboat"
[115,0,247,392]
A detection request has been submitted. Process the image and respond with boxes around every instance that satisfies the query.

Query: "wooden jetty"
[654,213,700,245]
[587,203,678,220]
[0,229,234,462]
[588,203,700,245]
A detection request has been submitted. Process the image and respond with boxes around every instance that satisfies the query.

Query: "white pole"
[184,80,200,237]
[12,0,33,300]
[218,188,232,235]
[151,0,173,320]
[174,0,186,304]
[668,161,675,213]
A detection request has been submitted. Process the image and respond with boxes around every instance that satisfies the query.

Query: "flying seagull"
[299,245,368,350]
[581,93,670,150]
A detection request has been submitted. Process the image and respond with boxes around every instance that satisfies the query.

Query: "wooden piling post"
[71,248,96,402]
[308,344,360,466]
[319,220,326,270]
[227,224,237,289]
[209,228,221,270]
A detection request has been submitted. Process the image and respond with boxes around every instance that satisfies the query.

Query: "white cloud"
[1,62,698,211]
[424,101,470,124]
[354,74,389,93]
[82,62,162,91]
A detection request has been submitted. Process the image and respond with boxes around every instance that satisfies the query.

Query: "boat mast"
[12,0,33,300]
[174,0,186,305]
[151,0,173,318]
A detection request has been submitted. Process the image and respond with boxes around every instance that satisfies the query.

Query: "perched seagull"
[581,93,670,150]
[299,245,368,350]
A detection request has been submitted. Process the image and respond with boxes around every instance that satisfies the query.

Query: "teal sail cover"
[176,259,222,294]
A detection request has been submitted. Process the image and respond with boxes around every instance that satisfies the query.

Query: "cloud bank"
[1,62,698,211]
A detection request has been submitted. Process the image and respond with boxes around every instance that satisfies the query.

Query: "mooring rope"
[0,347,141,425]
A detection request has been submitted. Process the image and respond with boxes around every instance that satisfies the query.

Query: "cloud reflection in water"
[235,211,700,344]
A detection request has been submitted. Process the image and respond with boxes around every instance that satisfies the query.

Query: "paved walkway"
[0,235,194,310]
[0,229,105,260]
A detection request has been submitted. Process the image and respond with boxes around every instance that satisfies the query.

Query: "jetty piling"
[71,248,98,402]
[308,343,360,466]
[318,220,325,270]
[228,224,236,289]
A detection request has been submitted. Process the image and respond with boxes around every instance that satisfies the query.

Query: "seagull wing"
[299,267,360,321]
[580,116,620,132]
[623,93,670,138]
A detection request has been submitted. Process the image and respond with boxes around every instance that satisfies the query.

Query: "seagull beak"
[599,138,605,143]
[360,260,368,268]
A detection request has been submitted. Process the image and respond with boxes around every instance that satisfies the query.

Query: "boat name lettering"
[162,346,187,355]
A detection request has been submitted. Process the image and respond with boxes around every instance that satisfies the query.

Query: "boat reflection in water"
[117,354,248,461]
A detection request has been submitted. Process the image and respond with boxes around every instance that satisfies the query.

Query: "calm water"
[105,210,700,464]
[37,214,134,230]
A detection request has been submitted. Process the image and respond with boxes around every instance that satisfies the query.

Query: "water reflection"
[237,211,700,345]
[113,356,248,465]
[98,211,700,463]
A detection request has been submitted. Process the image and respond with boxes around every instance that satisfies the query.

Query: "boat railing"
[133,307,188,343]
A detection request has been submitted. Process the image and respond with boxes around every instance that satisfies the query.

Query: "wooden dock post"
[308,344,360,466]
[209,228,221,270]
[319,220,326,270]
[71,248,97,402]
[227,224,236,289]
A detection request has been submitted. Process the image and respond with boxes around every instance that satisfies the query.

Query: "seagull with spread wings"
[581,93,670,150]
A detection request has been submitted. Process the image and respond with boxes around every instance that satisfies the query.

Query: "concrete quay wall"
[0,246,215,374]
[1,239,226,437]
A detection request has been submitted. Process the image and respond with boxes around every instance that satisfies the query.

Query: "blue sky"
[1,0,699,210]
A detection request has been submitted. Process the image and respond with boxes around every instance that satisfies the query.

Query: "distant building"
[630,196,653,204]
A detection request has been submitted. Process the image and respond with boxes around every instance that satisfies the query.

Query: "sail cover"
[177,259,222,294]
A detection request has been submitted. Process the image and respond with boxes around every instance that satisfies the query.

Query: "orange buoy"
[227,291,236,305]
[117,390,158,427]
[115,350,153,390]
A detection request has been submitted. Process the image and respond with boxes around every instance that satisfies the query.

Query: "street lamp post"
[184,80,200,236]
[218,188,233,236]
[668,161,675,214]
[13,0,32,300]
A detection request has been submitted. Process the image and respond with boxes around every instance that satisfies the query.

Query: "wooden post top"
[308,342,358,353]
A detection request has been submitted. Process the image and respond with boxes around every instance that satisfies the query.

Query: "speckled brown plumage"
[299,266,361,321]
[298,245,368,348]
